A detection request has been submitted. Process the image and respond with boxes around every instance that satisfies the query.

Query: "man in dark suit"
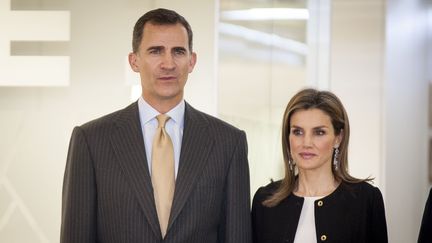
[60,8,252,243]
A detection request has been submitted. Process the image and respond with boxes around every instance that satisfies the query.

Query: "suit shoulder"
[78,102,137,132]
[200,110,242,132]
[187,104,244,134]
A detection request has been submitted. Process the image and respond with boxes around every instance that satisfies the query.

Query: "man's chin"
[158,92,183,102]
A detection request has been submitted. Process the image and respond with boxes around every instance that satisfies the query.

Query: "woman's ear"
[334,129,343,148]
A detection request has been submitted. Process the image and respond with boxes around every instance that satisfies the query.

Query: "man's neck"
[142,96,183,114]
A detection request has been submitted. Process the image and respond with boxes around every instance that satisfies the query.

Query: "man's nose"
[161,53,175,69]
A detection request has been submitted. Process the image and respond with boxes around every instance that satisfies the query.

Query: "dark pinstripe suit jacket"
[61,101,252,243]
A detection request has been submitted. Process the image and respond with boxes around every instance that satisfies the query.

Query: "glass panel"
[218,0,314,194]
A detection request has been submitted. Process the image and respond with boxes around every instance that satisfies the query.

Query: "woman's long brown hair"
[263,88,372,207]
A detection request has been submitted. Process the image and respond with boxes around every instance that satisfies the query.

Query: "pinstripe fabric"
[61,101,252,243]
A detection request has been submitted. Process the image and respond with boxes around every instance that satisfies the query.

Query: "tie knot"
[156,114,170,128]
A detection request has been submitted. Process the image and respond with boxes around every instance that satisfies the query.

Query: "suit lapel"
[109,102,161,237]
[168,103,214,230]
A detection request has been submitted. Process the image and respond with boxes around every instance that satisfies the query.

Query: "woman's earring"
[333,147,340,170]
[288,155,295,172]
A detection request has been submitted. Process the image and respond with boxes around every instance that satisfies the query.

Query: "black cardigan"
[252,181,388,243]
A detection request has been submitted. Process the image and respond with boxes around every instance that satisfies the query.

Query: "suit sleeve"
[60,127,97,243]
[369,187,388,243]
[219,131,252,243]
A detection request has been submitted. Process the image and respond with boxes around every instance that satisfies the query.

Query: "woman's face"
[289,108,342,173]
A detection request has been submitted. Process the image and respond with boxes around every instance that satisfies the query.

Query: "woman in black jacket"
[252,88,388,243]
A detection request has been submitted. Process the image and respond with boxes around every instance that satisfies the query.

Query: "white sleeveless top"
[293,196,322,243]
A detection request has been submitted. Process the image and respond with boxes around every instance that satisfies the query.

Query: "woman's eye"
[291,129,302,136]
[315,130,326,136]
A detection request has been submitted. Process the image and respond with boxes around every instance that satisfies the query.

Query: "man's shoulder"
[186,103,243,135]
[79,102,138,131]
[201,111,243,133]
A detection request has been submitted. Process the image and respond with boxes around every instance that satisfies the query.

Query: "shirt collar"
[138,97,185,128]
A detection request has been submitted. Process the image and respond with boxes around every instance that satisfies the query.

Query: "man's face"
[129,23,196,107]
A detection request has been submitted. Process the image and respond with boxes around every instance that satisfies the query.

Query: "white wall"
[384,0,430,242]
[0,1,143,241]
[330,0,430,242]
[330,0,385,186]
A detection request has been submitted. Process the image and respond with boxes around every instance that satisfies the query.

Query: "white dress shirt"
[137,97,185,178]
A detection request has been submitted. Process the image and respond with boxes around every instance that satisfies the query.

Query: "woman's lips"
[299,152,316,159]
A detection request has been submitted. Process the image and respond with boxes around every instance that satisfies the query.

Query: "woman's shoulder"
[253,180,281,203]
[343,180,379,190]
[341,181,383,199]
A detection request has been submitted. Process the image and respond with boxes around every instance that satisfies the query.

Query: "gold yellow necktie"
[151,114,175,238]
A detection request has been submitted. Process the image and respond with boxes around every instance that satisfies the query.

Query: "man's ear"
[128,52,140,72]
[188,52,197,73]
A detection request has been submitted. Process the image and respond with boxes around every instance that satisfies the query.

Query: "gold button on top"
[320,234,327,241]
[317,200,323,206]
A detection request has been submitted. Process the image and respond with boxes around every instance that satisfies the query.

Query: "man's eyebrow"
[146,46,164,51]
[173,46,187,50]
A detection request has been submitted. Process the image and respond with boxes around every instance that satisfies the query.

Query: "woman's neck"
[294,170,339,197]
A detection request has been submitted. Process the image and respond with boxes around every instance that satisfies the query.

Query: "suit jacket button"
[320,234,327,241]
[317,200,324,206]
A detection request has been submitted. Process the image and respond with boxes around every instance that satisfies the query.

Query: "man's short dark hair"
[132,8,193,53]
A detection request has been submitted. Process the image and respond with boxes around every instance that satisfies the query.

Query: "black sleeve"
[251,187,263,243]
[369,187,388,243]
[418,188,432,243]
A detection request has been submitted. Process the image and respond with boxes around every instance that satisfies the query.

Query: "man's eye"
[149,49,161,54]
[174,49,186,55]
